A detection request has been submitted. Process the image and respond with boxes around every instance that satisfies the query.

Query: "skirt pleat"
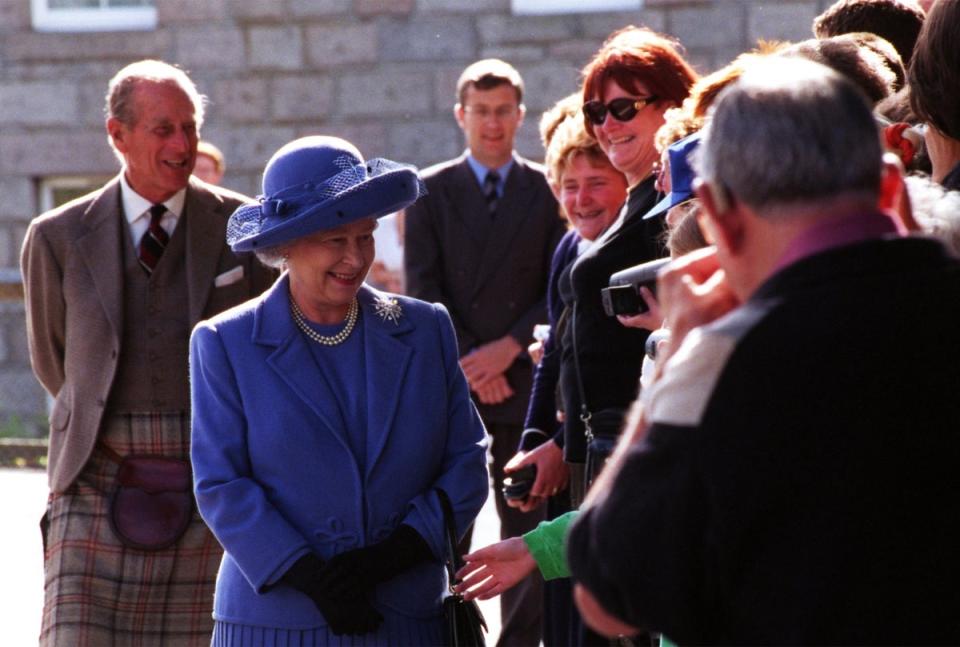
[212,611,444,647]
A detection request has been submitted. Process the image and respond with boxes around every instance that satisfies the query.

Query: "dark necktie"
[138,204,169,275]
[483,170,500,216]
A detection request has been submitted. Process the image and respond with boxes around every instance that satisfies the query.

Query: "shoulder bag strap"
[436,488,461,583]
[570,300,595,442]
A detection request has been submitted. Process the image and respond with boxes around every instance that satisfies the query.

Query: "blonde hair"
[544,115,619,187]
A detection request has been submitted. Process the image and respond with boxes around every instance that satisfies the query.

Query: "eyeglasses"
[463,105,519,121]
[582,96,660,126]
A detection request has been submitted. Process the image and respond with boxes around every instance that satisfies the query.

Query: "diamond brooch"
[373,295,403,325]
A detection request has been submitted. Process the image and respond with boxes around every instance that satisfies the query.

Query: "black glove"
[319,524,433,598]
[280,553,383,636]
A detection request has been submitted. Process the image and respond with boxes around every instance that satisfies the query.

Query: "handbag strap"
[436,488,461,586]
[569,300,595,442]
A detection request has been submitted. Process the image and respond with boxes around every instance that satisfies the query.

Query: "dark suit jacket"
[21,175,276,492]
[404,154,564,425]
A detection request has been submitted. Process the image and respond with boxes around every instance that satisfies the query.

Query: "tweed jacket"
[404,153,564,425]
[189,278,489,627]
[21,174,275,492]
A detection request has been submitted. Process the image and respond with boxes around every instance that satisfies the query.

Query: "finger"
[487,383,507,403]
[471,372,497,389]
[471,580,506,601]
[462,365,485,382]
[504,451,527,472]
[665,245,718,279]
[519,495,543,513]
[461,544,496,563]
[462,577,501,601]
[456,561,483,580]
[455,570,491,593]
[529,470,549,497]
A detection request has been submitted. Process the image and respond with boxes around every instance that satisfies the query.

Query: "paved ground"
[0,468,46,646]
[0,467,502,645]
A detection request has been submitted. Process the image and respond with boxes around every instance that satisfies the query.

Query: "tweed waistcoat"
[108,217,191,412]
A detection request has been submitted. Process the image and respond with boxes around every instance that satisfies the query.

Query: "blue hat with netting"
[227,135,425,252]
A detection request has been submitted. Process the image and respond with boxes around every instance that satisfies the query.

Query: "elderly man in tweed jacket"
[21,59,274,646]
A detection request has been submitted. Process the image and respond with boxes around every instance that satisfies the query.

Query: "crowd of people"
[20,0,960,645]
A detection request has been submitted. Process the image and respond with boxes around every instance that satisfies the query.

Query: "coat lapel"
[471,159,539,298]
[255,277,353,455]
[185,180,229,326]
[359,286,413,476]
[76,177,125,341]
[446,157,492,248]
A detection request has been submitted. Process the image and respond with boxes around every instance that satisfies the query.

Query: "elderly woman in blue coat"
[189,135,489,645]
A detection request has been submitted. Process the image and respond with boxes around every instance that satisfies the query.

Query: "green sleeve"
[522,511,579,580]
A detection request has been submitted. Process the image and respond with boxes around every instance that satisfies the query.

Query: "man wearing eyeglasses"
[404,58,564,647]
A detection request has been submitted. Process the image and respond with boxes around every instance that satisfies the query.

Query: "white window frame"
[31,0,156,33]
[37,176,108,213]
[512,0,642,14]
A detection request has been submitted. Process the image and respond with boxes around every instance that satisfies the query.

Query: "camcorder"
[601,257,671,317]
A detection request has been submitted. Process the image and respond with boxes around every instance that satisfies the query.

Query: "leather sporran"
[583,408,626,487]
[109,455,193,551]
[438,488,487,646]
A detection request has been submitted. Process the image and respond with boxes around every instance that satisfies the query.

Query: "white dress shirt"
[120,172,185,247]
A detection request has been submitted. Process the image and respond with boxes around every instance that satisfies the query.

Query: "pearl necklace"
[290,297,359,346]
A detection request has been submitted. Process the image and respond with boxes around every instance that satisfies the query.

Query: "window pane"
[48,0,99,8]
[512,0,641,14]
[109,0,154,7]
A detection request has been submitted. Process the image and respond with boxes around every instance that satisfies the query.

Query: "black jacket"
[569,235,960,644]
[559,178,665,462]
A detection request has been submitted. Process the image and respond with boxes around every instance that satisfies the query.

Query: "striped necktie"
[483,170,500,216]
[138,204,169,275]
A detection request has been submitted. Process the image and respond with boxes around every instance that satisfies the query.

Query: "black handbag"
[571,301,627,487]
[437,488,487,647]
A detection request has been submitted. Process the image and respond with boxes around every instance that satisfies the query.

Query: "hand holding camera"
[502,465,537,502]
[601,257,671,318]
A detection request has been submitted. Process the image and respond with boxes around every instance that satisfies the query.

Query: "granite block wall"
[0,0,831,435]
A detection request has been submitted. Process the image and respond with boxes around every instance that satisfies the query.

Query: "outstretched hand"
[454,536,537,601]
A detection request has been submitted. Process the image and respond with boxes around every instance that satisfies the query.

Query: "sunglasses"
[582,96,660,126]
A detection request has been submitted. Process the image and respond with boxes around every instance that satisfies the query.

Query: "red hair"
[581,26,698,138]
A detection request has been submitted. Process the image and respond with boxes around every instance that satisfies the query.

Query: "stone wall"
[0,0,830,435]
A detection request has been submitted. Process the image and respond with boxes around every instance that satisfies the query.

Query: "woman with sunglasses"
[558,27,697,508]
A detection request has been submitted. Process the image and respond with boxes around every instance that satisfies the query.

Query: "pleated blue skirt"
[211,612,445,646]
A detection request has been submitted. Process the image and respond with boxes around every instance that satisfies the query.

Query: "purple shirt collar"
[774,210,903,273]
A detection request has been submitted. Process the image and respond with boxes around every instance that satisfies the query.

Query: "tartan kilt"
[40,412,222,647]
